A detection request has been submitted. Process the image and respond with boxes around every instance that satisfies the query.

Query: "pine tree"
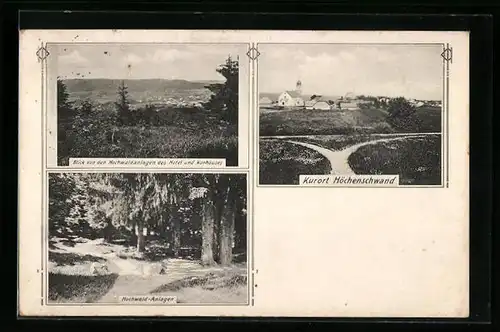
[65,174,93,236]
[204,56,239,124]
[115,80,132,126]
[49,173,76,237]
[57,79,73,165]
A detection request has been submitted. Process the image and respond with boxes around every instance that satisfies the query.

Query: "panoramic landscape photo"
[54,44,241,166]
[48,172,248,304]
[258,44,443,186]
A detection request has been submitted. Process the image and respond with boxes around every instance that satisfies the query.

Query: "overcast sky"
[55,44,244,81]
[258,44,443,100]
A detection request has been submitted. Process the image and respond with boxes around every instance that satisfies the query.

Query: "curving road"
[286,133,437,175]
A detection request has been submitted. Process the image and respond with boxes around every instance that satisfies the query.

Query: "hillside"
[259,107,441,136]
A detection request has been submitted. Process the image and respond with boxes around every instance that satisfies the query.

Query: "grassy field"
[65,125,238,163]
[347,135,442,185]
[259,139,331,185]
[259,107,441,136]
[48,238,247,304]
[260,108,392,136]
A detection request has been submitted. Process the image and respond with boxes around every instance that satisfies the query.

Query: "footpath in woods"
[285,133,435,175]
[50,238,246,303]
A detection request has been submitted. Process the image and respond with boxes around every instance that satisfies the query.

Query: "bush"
[372,122,395,134]
[386,97,421,132]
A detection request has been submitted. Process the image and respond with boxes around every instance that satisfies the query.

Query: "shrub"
[386,97,422,132]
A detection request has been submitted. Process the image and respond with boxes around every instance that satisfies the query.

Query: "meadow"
[347,135,442,185]
[259,139,331,185]
[259,106,441,136]
[59,104,238,166]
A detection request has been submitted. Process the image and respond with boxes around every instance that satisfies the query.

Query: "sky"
[54,44,244,81]
[258,44,443,100]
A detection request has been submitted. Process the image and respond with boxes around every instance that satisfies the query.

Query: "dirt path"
[286,134,433,175]
[261,132,441,140]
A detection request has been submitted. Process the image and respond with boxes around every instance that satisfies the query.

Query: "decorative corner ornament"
[36,44,50,62]
[441,44,453,63]
[246,46,260,60]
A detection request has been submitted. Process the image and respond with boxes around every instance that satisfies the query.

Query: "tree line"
[49,173,247,266]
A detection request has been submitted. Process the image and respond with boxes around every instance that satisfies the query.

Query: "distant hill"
[64,78,222,93]
[63,78,224,104]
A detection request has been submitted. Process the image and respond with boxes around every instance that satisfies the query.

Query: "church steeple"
[296,80,302,95]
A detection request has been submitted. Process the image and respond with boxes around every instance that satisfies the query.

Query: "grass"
[406,106,442,133]
[48,273,119,303]
[260,108,393,136]
[259,139,331,185]
[61,125,238,166]
[259,107,442,136]
[347,135,442,185]
[49,251,105,266]
[58,106,239,166]
[150,271,247,304]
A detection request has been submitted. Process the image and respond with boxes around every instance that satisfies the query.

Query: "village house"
[310,101,331,110]
[278,80,305,107]
[305,95,333,110]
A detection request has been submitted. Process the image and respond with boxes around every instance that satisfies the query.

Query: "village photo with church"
[258,43,444,186]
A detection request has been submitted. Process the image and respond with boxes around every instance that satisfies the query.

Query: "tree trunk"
[135,224,146,253]
[219,179,237,266]
[234,185,246,254]
[213,198,222,263]
[103,220,113,242]
[219,197,235,266]
[171,208,181,257]
[212,175,229,263]
[201,196,216,266]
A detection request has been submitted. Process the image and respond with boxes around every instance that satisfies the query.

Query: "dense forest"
[49,173,247,266]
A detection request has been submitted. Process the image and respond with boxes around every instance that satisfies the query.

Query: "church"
[278,80,306,107]
[278,80,334,110]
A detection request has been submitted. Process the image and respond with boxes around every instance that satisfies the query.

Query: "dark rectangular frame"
[7,7,492,326]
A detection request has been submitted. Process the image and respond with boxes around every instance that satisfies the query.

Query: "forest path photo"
[48,173,248,304]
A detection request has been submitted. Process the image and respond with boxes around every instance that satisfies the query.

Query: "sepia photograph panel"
[258,44,444,187]
[47,43,246,168]
[46,172,248,305]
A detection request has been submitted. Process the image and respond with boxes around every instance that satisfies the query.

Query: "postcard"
[19,30,469,317]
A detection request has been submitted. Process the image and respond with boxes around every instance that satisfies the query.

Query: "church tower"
[295,80,302,95]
